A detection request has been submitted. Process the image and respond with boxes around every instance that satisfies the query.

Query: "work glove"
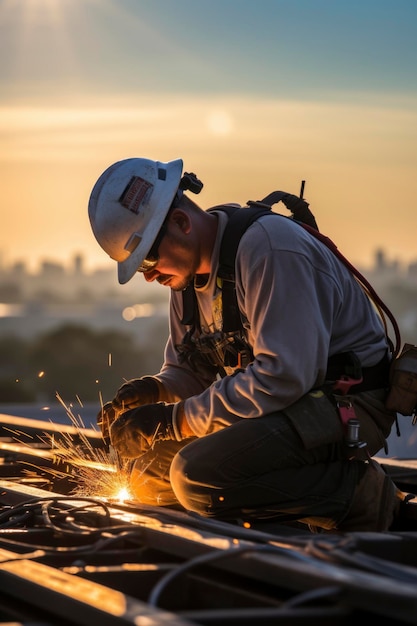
[113,376,161,410]
[109,402,183,458]
[96,376,161,439]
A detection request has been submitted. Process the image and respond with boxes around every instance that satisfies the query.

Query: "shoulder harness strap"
[217,205,272,333]
[180,204,273,332]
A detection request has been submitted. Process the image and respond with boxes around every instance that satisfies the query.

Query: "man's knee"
[170,447,213,515]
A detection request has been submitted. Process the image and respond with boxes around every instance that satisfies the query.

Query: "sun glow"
[1,0,76,46]
[0,0,103,100]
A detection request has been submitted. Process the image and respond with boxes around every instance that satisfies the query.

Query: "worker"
[88,156,405,533]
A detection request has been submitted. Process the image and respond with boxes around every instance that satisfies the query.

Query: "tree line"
[0,323,168,404]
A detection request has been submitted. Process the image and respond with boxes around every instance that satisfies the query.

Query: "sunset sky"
[1,0,416,279]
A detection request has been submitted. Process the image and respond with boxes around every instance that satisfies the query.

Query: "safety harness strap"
[180,282,198,327]
[217,205,272,333]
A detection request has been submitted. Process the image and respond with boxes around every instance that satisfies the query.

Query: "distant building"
[408,262,417,281]
[72,254,84,276]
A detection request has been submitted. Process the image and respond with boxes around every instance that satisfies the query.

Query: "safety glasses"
[137,190,183,273]
[137,224,167,273]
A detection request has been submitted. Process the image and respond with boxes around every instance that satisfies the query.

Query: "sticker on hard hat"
[119,176,153,214]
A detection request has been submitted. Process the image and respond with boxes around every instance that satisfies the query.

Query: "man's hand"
[109,403,181,458]
[113,376,160,410]
[97,377,161,439]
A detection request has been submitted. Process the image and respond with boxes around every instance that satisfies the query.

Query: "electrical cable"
[281,585,343,608]
[306,537,417,584]
[147,541,336,608]
[0,495,112,529]
[0,495,148,556]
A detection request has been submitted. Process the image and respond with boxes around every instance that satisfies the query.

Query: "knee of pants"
[170,446,213,515]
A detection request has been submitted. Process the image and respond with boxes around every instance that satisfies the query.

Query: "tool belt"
[325,351,391,395]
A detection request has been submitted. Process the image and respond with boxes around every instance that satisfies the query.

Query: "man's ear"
[170,208,191,234]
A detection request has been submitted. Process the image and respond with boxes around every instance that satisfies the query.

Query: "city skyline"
[2,243,417,280]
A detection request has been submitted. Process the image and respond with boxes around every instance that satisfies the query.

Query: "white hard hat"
[88,157,183,284]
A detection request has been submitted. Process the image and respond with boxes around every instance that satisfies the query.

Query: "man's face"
[141,216,198,291]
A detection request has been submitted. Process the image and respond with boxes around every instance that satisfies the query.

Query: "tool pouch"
[282,389,343,449]
[385,343,417,416]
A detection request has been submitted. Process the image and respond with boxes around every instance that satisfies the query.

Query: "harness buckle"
[336,399,367,451]
[333,375,363,395]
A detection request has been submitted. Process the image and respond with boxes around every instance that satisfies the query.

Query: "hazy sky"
[1,0,417,277]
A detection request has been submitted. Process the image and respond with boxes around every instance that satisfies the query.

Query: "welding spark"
[51,393,134,500]
[5,390,161,505]
[114,486,131,503]
[4,393,137,502]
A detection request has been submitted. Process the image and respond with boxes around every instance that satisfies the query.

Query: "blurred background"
[0,0,416,456]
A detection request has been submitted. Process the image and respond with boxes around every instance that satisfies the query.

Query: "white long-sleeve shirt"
[154,209,389,436]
